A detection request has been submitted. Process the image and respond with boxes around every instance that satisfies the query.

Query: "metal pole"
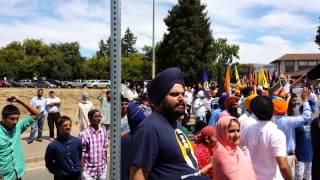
[152,0,156,78]
[110,0,121,179]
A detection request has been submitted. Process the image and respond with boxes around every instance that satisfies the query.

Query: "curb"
[25,155,44,164]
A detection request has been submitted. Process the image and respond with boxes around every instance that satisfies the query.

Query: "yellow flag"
[224,67,231,94]
[234,65,240,83]
[258,66,269,88]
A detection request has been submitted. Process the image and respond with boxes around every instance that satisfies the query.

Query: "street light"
[152,0,156,79]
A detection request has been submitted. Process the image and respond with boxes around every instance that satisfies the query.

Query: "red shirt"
[194,144,213,179]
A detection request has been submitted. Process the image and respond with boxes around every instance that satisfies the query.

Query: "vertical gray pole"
[110,0,121,180]
[152,0,156,79]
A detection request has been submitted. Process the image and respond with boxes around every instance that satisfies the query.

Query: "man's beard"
[161,103,185,122]
[227,107,240,118]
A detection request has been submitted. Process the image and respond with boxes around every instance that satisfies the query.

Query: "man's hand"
[301,89,310,102]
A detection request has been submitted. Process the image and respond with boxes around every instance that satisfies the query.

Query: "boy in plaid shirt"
[79,109,108,180]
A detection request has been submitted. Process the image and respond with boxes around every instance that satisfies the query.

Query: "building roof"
[270,53,320,64]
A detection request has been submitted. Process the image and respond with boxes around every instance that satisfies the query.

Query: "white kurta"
[76,101,94,131]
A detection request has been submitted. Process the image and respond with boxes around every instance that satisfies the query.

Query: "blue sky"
[0,0,319,64]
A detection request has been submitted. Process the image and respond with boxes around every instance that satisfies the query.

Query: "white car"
[86,80,111,88]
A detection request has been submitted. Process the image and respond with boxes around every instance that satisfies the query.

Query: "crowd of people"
[1,67,320,180]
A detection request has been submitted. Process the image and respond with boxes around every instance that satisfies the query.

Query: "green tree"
[315,20,320,49]
[50,42,84,79]
[122,28,137,57]
[156,0,213,84]
[97,38,110,58]
[82,56,110,79]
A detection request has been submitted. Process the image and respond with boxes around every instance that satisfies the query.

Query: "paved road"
[24,166,53,180]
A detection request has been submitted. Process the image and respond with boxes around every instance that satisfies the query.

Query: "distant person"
[194,90,207,122]
[97,90,111,131]
[28,88,47,143]
[79,110,108,180]
[46,90,61,141]
[120,96,130,136]
[0,96,40,180]
[76,92,94,131]
[45,116,82,180]
[130,68,207,179]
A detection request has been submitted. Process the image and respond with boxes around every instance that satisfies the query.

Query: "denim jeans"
[28,113,45,141]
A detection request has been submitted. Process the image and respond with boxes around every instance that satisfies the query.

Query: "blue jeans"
[28,114,45,141]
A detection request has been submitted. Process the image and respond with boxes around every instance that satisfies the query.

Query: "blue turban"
[127,101,148,133]
[147,67,184,106]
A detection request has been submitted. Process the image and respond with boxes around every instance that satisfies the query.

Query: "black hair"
[49,90,54,94]
[241,87,252,97]
[37,88,43,92]
[56,116,72,127]
[88,109,101,120]
[250,96,274,121]
[194,121,207,134]
[121,95,129,102]
[290,92,297,98]
[2,105,20,119]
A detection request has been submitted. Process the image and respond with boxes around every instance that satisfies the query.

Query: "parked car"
[7,80,19,87]
[0,80,6,87]
[29,81,57,88]
[46,79,64,88]
[61,81,71,88]
[18,79,32,87]
[71,79,86,88]
[85,80,111,88]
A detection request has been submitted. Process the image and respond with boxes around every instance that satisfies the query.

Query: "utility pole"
[110,0,121,179]
[152,0,156,78]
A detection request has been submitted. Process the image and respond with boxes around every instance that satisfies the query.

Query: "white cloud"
[238,35,319,64]
[0,0,319,64]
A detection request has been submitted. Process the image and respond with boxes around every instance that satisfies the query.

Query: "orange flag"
[224,66,231,94]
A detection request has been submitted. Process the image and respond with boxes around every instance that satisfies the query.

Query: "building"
[270,53,320,77]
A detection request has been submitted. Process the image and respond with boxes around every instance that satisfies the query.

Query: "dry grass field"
[0,87,107,131]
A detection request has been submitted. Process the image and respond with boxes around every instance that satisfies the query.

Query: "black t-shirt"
[130,112,205,180]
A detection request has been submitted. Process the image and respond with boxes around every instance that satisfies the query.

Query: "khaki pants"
[287,155,295,178]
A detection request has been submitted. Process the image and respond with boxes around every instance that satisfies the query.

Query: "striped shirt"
[79,126,108,176]
[0,115,33,180]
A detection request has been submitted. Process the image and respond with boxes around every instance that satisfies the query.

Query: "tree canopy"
[156,0,214,84]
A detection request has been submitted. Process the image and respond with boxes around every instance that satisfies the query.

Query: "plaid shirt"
[79,126,108,176]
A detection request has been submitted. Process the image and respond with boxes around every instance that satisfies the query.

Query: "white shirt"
[46,97,61,113]
[238,111,257,132]
[127,89,139,101]
[194,98,206,118]
[184,91,193,106]
[241,120,287,180]
[76,101,94,131]
[204,97,214,112]
[31,96,46,114]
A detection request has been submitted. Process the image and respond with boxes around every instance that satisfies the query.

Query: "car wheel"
[93,85,97,88]
[83,85,87,88]
[24,85,28,88]
[57,85,61,88]
[68,85,71,88]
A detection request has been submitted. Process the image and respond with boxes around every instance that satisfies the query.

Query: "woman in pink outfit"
[213,116,256,180]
